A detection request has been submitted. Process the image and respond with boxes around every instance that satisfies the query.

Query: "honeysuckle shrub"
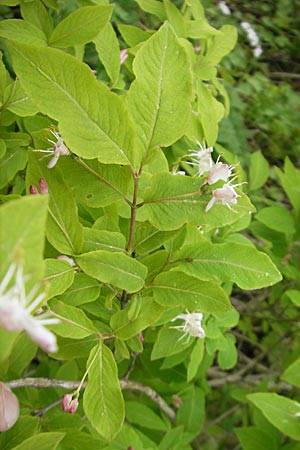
[1,1,298,449]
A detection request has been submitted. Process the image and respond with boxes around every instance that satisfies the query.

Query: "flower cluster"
[171,311,205,343]
[0,263,59,353]
[241,21,263,58]
[189,142,243,212]
[34,129,70,169]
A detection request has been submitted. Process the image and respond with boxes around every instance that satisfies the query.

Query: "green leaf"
[187,339,204,381]
[187,19,220,39]
[197,80,224,146]
[76,250,147,293]
[10,433,65,450]
[255,206,295,234]
[8,42,136,166]
[151,271,232,313]
[0,415,39,450]
[0,195,48,278]
[94,23,120,85]
[20,0,53,39]
[177,386,205,434]
[8,334,37,377]
[44,259,74,299]
[127,21,192,166]
[110,297,163,339]
[281,357,300,387]
[175,242,282,289]
[50,300,98,339]
[0,329,18,364]
[83,343,125,441]
[118,24,151,47]
[217,333,237,369]
[0,19,47,46]
[0,146,27,189]
[249,151,269,191]
[49,5,113,48]
[26,153,83,255]
[248,393,300,441]
[82,228,126,253]
[58,273,100,306]
[235,426,279,450]
[142,173,255,231]
[135,0,167,21]
[205,24,237,64]
[3,80,39,116]
[133,221,180,255]
[275,157,300,212]
[151,326,194,360]
[284,289,300,307]
[163,0,185,37]
[126,401,168,430]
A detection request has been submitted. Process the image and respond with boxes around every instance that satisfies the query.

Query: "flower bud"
[39,178,49,195]
[62,393,79,414]
[29,184,38,195]
[0,382,20,432]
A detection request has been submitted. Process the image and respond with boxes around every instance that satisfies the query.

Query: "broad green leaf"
[249,151,269,191]
[248,393,300,441]
[255,206,295,234]
[10,433,65,450]
[151,326,194,360]
[151,271,232,313]
[174,242,282,289]
[205,24,237,64]
[126,401,168,430]
[0,146,27,189]
[163,0,185,37]
[158,426,186,450]
[59,432,107,450]
[135,0,167,21]
[187,339,204,381]
[49,300,98,339]
[0,19,47,46]
[83,343,125,441]
[133,221,180,255]
[0,329,18,363]
[44,259,74,299]
[281,357,300,387]
[3,80,39,116]
[177,386,205,434]
[0,195,48,278]
[142,173,255,231]
[0,416,39,450]
[8,42,136,166]
[284,289,300,307]
[110,297,163,339]
[58,273,101,306]
[82,228,126,253]
[49,5,113,48]
[26,153,83,255]
[0,51,9,98]
[189,0,205,19]
[197,80,224,146]
[217,333,237,369]
[20,0,53,39]
[76,250,147,292]
[51,336,96,360]
[94,23,120,85]
[187,19,220,39]
[127,22,192,166]
[275,157,300,212]
[235,426,279,450]
[8,334,37,377]
[118,24,151,47]
[59,157,131,208]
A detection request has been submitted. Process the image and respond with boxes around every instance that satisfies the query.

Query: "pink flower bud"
[0,382,20,432]
[62,394,79,414]
[120,49,128,64]
[39,178,48,194]
[137,332,144,344]
[29,185,38,195]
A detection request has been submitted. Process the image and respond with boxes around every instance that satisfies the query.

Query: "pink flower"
[0,382,20,432]
[0,263,59,353]
[205,182,242,212]
[171,311,205,342]
[207,161,233,185]
[62,394,79,414]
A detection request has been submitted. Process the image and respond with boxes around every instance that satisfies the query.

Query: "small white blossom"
[34,129,70,169]
[189,141,214,176]
[120,49,128,64]
[207,157,234,185]
[218,1,231,16]
[205,182,242,212]
[241,21,263,58]
[171,311,205,342]
[0,263,59,353]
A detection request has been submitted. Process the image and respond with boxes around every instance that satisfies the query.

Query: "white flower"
[0,263,59,353]
[205,182,242,212]
[218,1,231,16]
[241,21,263,58]
[189,141,214,176]
[34,129,70,169]
[207,158,234,185]
[171,311,205,342]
